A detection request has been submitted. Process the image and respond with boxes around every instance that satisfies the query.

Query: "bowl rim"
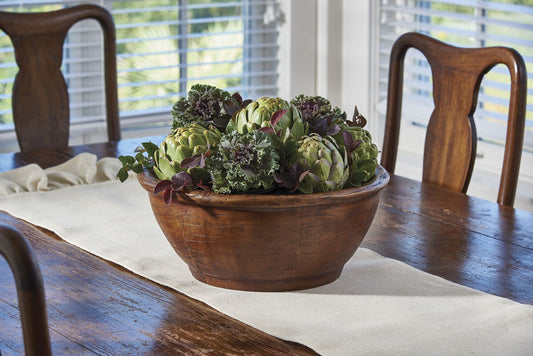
[137,165,390,209]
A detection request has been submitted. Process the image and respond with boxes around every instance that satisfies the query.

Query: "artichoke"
[336,127,378,187]
[290,94,347,136]
[227,97,307,142]
[153,123,222,183]
[289,133,349,194]
[171,84,235,131]
[207,130,280,194]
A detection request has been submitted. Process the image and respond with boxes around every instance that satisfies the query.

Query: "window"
[374,0,533,211]
[0,0,281,149]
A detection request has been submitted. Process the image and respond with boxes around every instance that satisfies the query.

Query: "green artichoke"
[290,94,347,136]
[153,123,222,183]
[289,133,349,194]
[207,131,280,194]
[227,97,307,142]
[336,127,378,187]
[171,84,234,131]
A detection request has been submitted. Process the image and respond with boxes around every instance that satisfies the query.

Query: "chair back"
[380,32,527,207]
[0,224,52,356]
[0,4,121,152]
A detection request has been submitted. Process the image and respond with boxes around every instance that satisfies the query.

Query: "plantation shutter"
[376,0,533,152]
[0,0,281,148]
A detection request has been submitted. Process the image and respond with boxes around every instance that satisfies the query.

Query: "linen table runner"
[1,154,532,355]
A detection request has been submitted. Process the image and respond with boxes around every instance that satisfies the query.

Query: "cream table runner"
[0,154,532,355]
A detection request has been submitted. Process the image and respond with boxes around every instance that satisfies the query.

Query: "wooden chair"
[0,225,52,356]
[0,4,121,152]
[380,32,527,207]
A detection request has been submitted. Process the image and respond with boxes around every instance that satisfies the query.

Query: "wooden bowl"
[138,165,390,291]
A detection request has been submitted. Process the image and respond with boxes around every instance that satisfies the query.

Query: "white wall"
[279,0,376,135]
[278,0,317,100]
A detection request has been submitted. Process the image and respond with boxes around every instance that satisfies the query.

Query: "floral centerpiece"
[119,84,389,291]
[118,84,379,200]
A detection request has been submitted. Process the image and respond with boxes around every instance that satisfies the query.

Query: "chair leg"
[0,225,52,356]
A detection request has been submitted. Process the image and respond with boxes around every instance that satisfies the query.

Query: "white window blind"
[0,0,281,149]
[376,0,533,152]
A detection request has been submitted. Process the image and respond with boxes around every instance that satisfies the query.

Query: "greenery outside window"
[0,0,281,149]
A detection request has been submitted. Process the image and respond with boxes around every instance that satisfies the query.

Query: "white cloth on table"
[0,154,532,356]
[0,153,123,195]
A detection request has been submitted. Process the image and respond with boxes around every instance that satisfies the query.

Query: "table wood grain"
[1,137,532,354]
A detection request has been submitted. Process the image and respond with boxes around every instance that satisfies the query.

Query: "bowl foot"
[188,267,344,292]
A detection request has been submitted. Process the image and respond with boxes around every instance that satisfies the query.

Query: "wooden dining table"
[0,136,532,355]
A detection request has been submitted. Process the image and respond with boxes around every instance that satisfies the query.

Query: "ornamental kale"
[171,84,237,131]
[207,131,280,194]
[290,94,347,136]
